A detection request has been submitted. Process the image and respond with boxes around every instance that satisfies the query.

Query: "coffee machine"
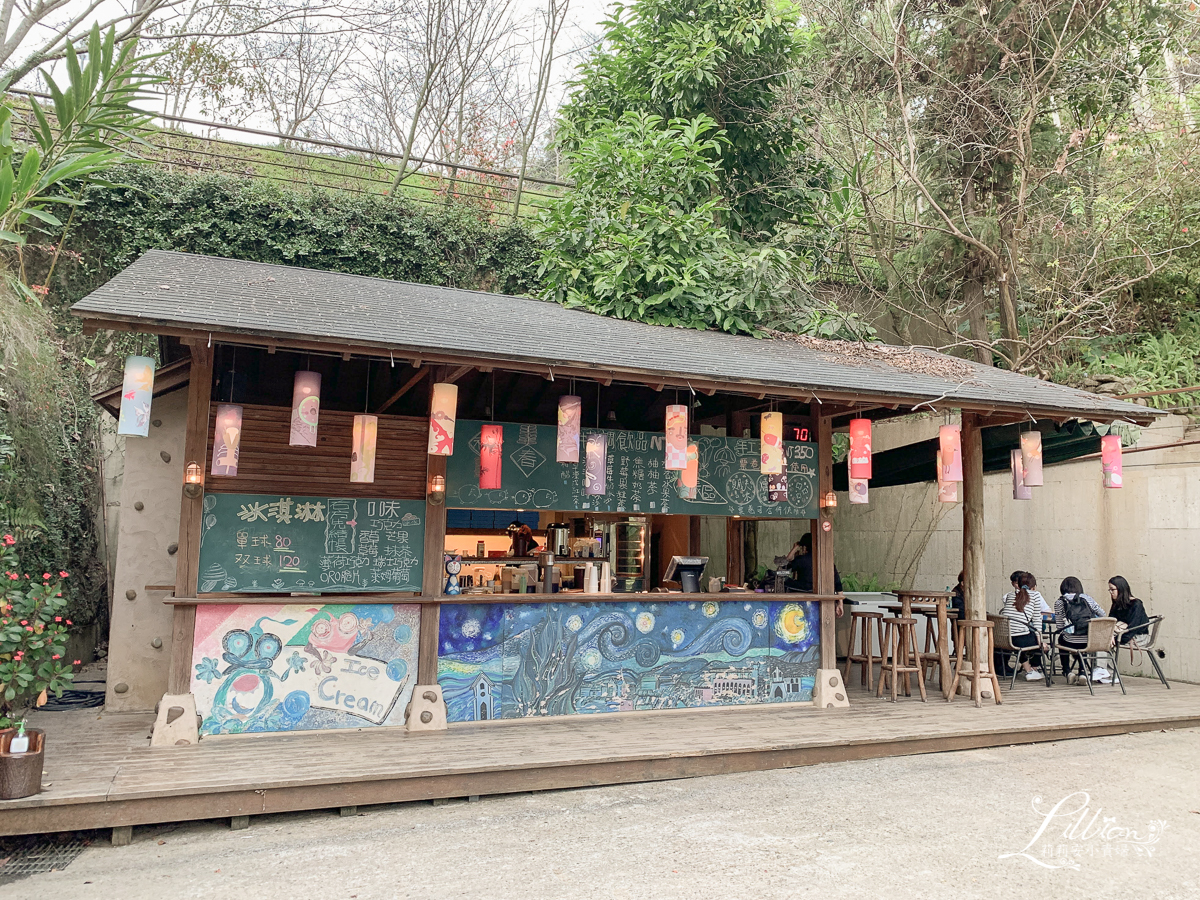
[546,523,572,558]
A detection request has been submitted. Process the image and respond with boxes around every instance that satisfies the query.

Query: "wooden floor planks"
[2,676,1197,836]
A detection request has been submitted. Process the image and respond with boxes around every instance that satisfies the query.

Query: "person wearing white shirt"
[999,573,1046,680]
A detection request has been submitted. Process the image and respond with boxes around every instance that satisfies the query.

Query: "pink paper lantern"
[289,370,321,447]
[937,450,959,503]
[585,433,607,496]
[665,404,689,470]
[1011,448,1032,500]
[939,424,963,482]
[678,443,700,499]
[480,424,503,490]
[849,478,869,504]
[760,412,784,475]
[849,418,872,480]
[1020,430,1043,486]
[1101,434,1123,488]
[210,404,243,477]
[557,395,581,463]
[350,414,378,483]
[428,383,458,456]
[117,355,155,437]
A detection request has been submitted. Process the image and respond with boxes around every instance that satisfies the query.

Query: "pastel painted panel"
[191,602,419,735]
[556,395,581,463]
[428,383,458,455]
[289,370,321,447]
[350,415,378,483]
[1020,430,1043,486]
[584,433,607,495]
[664,404,689,470]
[211,403,243,477]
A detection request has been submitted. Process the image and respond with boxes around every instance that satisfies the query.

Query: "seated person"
[998,573,1045,680]
[950,571,965,622]
[1055,576,1107,684]
[783,534,843,615]
[1002,570,1052,616]
[1108,575,1150,646]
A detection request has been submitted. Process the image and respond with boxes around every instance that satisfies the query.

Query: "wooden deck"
[3,676,1198,837]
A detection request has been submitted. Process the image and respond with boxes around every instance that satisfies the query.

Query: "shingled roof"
[72,250,1156,423]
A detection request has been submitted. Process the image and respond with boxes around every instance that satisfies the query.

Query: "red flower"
[73,659,81,665]
[59,571,69,578]
[2,534,14,545]
[25,626,33,632]
[52,654,60,659]
[66,619,72,625]
[19,620,27,625]
[7,573,17,580]
[54,616,61,622]
[13,651,23,660]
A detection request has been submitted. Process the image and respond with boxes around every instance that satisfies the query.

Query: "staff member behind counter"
[784,534,844,616]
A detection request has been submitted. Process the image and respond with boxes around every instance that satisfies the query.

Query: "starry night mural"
[437,599,820,722]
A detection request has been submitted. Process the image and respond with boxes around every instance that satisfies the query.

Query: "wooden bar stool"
[917,609,945,684]
[947,619,1003,707]
[844,610,884,691]
[876,616,926,702]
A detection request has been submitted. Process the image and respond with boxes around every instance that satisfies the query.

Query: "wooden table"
[893,590,953,699]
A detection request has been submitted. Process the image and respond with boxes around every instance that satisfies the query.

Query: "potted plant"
[0,533,78,799]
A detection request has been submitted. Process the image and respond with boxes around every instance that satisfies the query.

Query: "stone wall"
[835,414,1200,683]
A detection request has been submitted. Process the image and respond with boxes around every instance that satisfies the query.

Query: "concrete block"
[405,685,448,732]
[149,692,200,747]
[813,669,850,709]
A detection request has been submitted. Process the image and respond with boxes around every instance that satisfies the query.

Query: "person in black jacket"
[783,534,843,614]
[1108,575,1150,645]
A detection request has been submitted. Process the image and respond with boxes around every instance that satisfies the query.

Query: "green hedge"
[63,165,542,298]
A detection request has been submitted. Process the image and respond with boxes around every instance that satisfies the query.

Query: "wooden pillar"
[961,412,986,621]
[417,367,449,685]
[688,516,700,556]
[725,517,743,585]
[814,413,836,671]
[168,340,214,695]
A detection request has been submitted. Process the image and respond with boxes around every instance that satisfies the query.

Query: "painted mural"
[191,602,420,735]
[437,599,819,722]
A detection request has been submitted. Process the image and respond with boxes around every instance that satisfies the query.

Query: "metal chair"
[989,614,1050,689]
[1057,617,1125,695]
[1118,615,1169,689]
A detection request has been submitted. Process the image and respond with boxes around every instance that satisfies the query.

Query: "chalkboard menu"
[446,421,818,519]
[197,493,425,594]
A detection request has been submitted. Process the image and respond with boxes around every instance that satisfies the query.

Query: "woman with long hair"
[999,572,1045,680]
[1108,575,1150,646]
[1055,576,1107,684]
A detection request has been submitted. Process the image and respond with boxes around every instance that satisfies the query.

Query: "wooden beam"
[376,367,429,413]
[725,518,743,586]
[962,412,986,621]
[418,367,450,685]
[446,365,472,384]
[814,414,836,672]
[168,340,214,695]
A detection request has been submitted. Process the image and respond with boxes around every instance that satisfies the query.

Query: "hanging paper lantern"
[1101,434,1123,488]
[766,471,788,502]
[1020,430,1043,486]
[849,418,872,480]
[428,383,458,455]
[585,433,608,495]
[117,355,156,437]
[557,395,581,463]
[289,371,322,447]
[939,424,963,482]
[937,450,959,503]
[480,424,504,490]
[760,412,784,475]
[849,478,869,505]
[1011,449,1032,500]
[678,443,700,499]
[664,404,689,470]
[350,415,378,483]
[210,404,243,477]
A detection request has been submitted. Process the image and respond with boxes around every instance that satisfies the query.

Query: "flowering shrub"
[0,535,77,727]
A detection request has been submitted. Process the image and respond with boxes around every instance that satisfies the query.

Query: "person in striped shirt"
[999,572,1046,680]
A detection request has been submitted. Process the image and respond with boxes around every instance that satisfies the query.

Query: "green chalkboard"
[197,493,425,594]
[446,420,818,518]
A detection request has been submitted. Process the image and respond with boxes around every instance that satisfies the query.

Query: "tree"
[535,112,797,334]
[560,0,828,237]
[804,0,1200,371]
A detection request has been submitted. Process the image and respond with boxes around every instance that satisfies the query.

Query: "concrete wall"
[105,388,188,710]
[836,414,1200,683]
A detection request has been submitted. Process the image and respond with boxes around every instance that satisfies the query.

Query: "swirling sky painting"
[437,599,819,722]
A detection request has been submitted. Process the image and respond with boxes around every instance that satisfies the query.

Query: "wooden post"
[814,414,836,671]
[167,340,213,695]
[417,367,449,685]
[961,412,986,621]
[725,517,743,585]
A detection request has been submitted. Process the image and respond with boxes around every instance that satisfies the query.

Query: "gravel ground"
[10,728,1200,900]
